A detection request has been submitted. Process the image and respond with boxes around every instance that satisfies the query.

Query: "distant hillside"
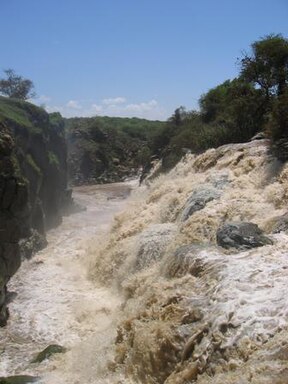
[65,116,164,185]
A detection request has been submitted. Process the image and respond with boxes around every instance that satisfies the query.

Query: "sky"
[1,0,288,120]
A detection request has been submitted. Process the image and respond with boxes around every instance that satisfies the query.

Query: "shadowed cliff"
[0,97,71,324]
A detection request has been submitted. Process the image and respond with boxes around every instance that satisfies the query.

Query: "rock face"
[65,116,164,185]
[0,124,29,325]
[0,97,72,325]
[0,98,71,234]
[216,221,273,250]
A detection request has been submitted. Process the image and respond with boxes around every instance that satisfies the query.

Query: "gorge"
[0,94,288,383]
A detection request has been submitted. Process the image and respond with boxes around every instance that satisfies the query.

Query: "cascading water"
[0,182,134,383]
[1,139,288,384]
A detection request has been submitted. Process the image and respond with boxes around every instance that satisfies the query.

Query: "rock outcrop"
[181,186,221,221]
[216,221,273,250]
[0,97,72,325]
[0,123,29,325]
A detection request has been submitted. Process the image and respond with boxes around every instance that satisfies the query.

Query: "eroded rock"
[0,376,38,384]
[135,223,177,270]
[165,245,209,278]
[32,344,67,363]
[266,212,288,234]
[181,186,221,221]
[216,221,273,250]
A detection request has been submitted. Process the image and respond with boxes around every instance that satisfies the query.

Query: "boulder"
[181,186,221,221]
[135,224,177,270]
[32,344,67,363]
[19,229,48,260]
[216,221,273,250]
[266,212,288,234]
[0,376,38,384]
[165,244,208,278]
[250,132,266,141]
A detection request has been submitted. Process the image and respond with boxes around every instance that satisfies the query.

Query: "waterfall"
[2,140,288,383]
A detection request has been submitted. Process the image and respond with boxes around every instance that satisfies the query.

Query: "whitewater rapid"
[1,140,288,384]
[0,182,135,383]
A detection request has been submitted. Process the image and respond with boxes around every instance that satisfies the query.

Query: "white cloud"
[91,104,103,113]
[45,105,64,114]
[35,96,167,120]
[37,95,51,103]
[66,100,82,109]
[125,99,158,113]
[102,97,126,105]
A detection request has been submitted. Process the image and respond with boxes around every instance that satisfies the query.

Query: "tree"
[199,80,231,122]
[0,69,36,100]
[240,34,288,99]
[168,106,186,126]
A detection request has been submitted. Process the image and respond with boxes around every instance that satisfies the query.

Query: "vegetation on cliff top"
[65,116,164,184]
[1,34,287,183]
[151,33,288,171]
[0,68,35,100]
[0,96,69,231]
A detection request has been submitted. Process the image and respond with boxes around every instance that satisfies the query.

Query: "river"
[0,182,136,383]
[1,140,288,384]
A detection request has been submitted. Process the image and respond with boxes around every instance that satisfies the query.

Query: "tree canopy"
[0,69,36,100]
[150,33,288,169]
[240,34,288,98]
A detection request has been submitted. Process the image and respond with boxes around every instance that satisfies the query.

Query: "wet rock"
[250,132,266,141]
[181,186,221,221]
[266,212,288,234]
[209,174,230,189]
[32,344,67,363]
[61,189,86,215]
[19,229,48,259]
[0,376,38,384]
[0,124,29,326]
[0,99,74,326]
[0,300,9,327]
[216,221,273,250]
[165,245,208,278]
[272,138,288,161]
[135,223,177,270]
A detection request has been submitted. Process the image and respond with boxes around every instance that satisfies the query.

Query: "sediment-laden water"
[0,182,135,383]
[1,140,288,384]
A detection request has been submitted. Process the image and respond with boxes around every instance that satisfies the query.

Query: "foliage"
[266,90,288,140]
[199,81,231,123]
[26,154,42,176]
[0,69,36,100]
[65,116,164,183]
[0,96,48,135]
[48,151,60,168]
[240,34,288,99]
[150,34,288,171]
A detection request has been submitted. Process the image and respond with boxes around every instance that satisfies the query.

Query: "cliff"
[0,97,71,324]
[0,124,29,325]
[65,116,164,185]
